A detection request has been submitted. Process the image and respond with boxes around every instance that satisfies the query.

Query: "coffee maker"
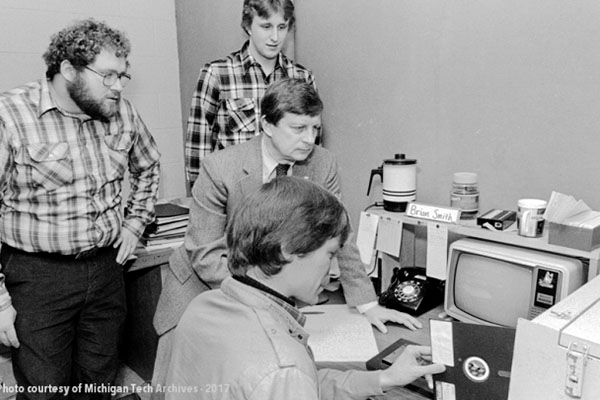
[367,154,417,212]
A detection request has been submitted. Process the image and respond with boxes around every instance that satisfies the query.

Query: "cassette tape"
[477,209,516,231]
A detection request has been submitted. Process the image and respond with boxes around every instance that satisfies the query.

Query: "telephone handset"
[378,266,445,316]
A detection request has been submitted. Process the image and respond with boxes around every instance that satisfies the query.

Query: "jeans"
[0,245,127,400]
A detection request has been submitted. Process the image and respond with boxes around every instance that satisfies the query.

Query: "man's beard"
[67,75,120,122]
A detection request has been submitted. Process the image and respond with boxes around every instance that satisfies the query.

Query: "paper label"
[375,216,402,257]
[435,381,456,400]
[430,319,454,367]
[356,212,380,265]
[426,223,448,280]
[406,202,461,223]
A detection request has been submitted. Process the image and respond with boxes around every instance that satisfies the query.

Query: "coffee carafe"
[367,154,417,212]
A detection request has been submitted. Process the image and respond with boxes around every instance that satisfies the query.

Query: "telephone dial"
[379,266,445,316]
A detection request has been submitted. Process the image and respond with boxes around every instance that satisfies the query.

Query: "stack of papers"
[303,304,379,368]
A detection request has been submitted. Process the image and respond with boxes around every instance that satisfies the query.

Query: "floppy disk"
[366,337,432,398]
[430,320,516,400]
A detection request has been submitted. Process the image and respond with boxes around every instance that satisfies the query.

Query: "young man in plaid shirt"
[185,0,317,188]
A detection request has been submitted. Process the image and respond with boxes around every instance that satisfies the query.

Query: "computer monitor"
[445,238,586,327]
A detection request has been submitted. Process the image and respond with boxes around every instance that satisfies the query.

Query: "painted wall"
[174,0,600,226]
[0,0,186,200]
[174,0,245,136]
[296,0,600,225]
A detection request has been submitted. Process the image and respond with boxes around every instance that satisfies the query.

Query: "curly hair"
[43,18,131,79]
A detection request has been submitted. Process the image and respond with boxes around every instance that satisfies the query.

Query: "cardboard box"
[509,274,600,399]
[548,219,600,252]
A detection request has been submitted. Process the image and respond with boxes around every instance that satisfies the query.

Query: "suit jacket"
[153,135,377,335]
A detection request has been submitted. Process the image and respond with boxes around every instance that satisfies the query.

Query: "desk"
[122,246,174,381]
[128,247,173,272]
[321,288,442,400]
[370,306,443,400]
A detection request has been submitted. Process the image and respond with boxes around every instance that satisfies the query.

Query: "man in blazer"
[151,79,421,394]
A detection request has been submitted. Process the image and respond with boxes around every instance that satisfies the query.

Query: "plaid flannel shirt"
[184,41,316,185]
[0,79,161,254]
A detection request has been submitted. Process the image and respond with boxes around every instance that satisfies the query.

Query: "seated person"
[152,78,421,390]
[166,176,445,399]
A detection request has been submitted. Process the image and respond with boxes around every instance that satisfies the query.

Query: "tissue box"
[548,211,600,251]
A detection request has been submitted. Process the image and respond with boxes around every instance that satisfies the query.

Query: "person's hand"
[364,304,422,333]
[114,229,139,265]
[379,345,445,391]
[0,306,19,348]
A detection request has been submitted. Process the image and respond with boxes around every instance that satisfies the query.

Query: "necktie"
[275,163,290,177]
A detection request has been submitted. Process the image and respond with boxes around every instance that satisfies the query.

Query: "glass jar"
[450,172,479,219]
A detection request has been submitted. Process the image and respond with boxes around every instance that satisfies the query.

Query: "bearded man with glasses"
[0,18,160,399]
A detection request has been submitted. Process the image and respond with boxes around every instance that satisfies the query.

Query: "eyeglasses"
[84,66,131,88]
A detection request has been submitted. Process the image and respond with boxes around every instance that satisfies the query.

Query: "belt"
[1,244,110,261]
[72,247,107,260]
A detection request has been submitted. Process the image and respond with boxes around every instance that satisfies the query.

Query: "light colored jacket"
[165,277,383,400]
[153,136,376,336]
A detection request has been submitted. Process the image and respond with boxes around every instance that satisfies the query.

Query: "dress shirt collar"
[39,78,93,122]
[261,134,293,183]
[38,78,59,118]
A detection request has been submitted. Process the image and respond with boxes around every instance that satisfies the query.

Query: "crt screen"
[454,252,533,327]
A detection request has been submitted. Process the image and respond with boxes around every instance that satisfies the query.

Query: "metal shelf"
[370,208,600,282]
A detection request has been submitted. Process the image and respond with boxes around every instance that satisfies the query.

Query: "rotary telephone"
[379,266,445,316]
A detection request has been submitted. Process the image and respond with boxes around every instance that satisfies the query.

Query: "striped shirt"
[185,41,316,185]
[0,79,161,255]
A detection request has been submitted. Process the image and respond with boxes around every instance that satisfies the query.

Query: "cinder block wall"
[0,0,186,200]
